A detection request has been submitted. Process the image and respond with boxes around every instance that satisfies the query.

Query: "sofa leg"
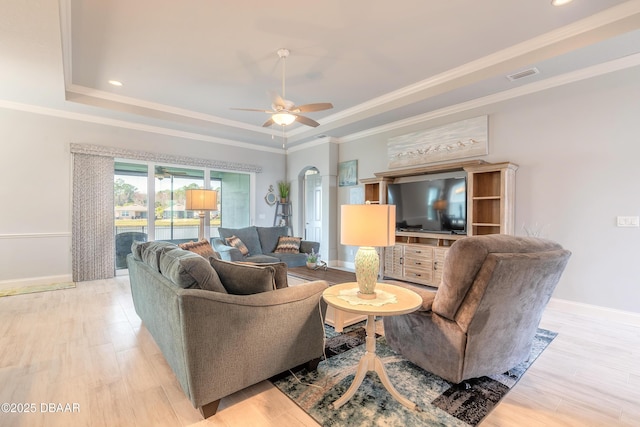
[306,357,321,372]
[199,399,221,418]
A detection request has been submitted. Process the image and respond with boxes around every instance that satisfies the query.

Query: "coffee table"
[322,282,422,410]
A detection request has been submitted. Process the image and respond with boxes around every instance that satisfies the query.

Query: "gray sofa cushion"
[256,226,289,253]
[140,241,179,271]
[131,240,146,261]
[267,252,307,267]
[159,248,227,292]
[210,257,276,295]
[218,226,263,255]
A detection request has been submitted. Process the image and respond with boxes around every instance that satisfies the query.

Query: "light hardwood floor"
[0,276,638,426]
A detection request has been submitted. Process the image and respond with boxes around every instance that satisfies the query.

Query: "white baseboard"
[0,274,74,290]
[331,260,354,270]
[547,297,640,326]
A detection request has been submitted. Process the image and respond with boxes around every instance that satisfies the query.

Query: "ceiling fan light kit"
[231,48,333,129]
[272,113,296,126]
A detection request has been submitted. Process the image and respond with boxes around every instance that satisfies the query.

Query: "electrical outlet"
[616,216,639,227]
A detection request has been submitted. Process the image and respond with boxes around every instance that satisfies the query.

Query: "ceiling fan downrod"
[277,48,289,99]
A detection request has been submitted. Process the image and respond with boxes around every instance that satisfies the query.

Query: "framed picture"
[338,160,358,187]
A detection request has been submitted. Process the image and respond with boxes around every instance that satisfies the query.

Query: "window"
[114,160,252,269]
[154,165,204,241]
[114,161,149,270]
[211,171,250,231]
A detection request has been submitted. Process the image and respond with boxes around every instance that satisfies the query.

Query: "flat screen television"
[387,172,467,234]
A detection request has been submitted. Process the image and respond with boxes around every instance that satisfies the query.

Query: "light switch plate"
[616,216,639,227]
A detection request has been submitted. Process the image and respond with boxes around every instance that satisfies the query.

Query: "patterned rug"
[273,324,556,426]
[0,282,76,297]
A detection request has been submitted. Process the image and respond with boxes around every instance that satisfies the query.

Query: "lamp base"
[355,246,379,299]
[357,291,377,300]
[198,211,206,241]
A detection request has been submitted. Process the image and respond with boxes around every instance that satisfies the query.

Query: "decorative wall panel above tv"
[387,115,488,168]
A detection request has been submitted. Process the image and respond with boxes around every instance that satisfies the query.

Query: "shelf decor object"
[186,189,217,241]
[340,203,396,299]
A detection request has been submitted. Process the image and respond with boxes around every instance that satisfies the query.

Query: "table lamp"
[341,203,396,299]
[186,189,217,241]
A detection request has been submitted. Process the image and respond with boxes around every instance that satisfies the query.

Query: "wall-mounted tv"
[387,172,467,234]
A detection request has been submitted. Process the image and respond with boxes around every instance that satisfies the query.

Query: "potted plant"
[306,248,319,269]
[277,180,290,203]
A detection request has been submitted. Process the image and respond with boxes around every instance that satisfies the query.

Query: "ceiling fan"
[231,48,333,128]
[155,166,188,180]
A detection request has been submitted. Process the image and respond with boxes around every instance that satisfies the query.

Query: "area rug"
[0,282,76,297]
[273,324,556,426]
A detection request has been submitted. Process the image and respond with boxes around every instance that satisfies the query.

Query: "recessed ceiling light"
[108,80,123,87]
[551,0,574,6]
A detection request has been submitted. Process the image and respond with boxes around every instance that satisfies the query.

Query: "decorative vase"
[306,261,316,269]
[355,246,379,299]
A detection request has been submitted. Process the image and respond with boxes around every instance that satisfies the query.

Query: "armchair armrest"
[176,280,329,407]
[300,240,320,254]
[211,237,244,261]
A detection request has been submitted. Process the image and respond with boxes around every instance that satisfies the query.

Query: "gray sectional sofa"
[127,240,328,418]
[212,226,319,267]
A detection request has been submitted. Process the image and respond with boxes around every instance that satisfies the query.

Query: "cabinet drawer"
[403,267,433,284]
[403,255,432,269]
[404,246,433,259]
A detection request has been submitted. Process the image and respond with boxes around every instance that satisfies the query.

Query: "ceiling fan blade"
[268,91,287,108]
[294,115,320,128]
[230,107,274,113]
[295,102,333,113]
[262,117,275,127]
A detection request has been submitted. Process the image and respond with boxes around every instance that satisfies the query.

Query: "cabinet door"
[402,245,433,284]
[384,245,404,278]
[432,247,449,287]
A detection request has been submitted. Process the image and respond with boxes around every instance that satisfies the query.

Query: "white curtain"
[72,153,115,281]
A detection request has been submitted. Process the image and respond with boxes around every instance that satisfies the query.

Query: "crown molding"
[289,1,640,136]
[339,52,640,144]
[0,99,284,154]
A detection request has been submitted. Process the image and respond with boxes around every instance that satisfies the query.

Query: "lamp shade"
[341,204,396,247]
[186,189,217,211]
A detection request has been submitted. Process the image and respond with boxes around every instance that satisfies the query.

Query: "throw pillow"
[159,249,227,293]
[239,261,288,289]
[274,236,302,254]
[225,235,250,256]
[210,257,276,295]
[179,239,218,259]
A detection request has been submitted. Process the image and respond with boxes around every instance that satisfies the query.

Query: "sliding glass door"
[114,161,252,269]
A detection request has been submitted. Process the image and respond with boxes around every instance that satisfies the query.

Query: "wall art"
[338,160,358,187]
[387,116,488,168]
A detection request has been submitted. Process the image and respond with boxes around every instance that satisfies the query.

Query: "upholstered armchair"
[383,235,571,384]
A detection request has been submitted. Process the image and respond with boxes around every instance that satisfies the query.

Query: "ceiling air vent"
[506,67,540,82]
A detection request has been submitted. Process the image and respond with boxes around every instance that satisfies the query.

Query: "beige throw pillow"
[274,236,302,254]
[225,235,250,256]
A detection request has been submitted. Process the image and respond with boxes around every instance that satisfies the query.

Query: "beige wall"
[0,109,285,284]
[335,65,640,314]
[2,64,638,314]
